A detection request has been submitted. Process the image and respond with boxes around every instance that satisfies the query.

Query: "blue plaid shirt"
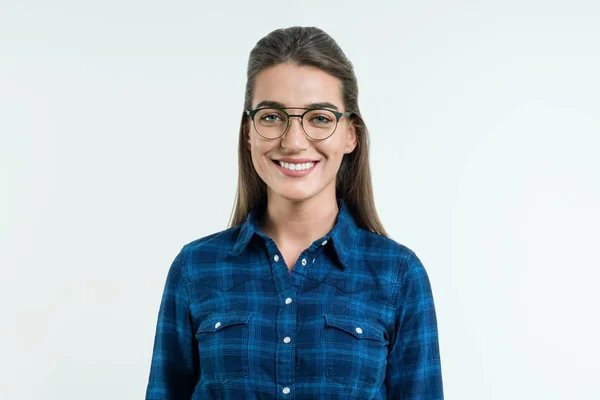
[146,200,443,399]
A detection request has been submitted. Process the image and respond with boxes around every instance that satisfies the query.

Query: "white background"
[1,0,599,399]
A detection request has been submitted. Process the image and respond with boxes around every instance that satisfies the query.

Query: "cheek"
[249,137,275,169]
[250,147,264,171]
[316,141,345,162]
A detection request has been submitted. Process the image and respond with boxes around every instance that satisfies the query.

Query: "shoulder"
[355,230,438,316]
[178,225,243,261]
[354,228,426,286]
[166,225,245,292]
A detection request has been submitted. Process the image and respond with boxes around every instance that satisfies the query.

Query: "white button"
[274,255,279,262]
[355,327,363,334]
[322,240,328,246]
[282,387,290,394]
[301,258,307,266]
[285,297,292,305]
[283,336,291,344]
[215,322,221,329]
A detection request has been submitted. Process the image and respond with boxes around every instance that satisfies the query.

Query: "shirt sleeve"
[145,249,199,400]
[385,250,444,400]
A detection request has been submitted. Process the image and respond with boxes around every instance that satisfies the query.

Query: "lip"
[272,159,319,178]
[273,157,320,163]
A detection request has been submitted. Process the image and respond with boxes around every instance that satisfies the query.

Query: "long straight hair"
[228,26,387,237]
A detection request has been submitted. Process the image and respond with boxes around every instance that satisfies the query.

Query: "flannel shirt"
[146,199,443,399]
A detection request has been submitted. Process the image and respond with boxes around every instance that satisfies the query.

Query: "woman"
[146,26,443,400]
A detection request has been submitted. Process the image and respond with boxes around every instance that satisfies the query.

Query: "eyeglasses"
[245,106,353,141]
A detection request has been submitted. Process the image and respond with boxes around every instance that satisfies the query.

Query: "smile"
[277,161,315,171]
[272,160,319,177]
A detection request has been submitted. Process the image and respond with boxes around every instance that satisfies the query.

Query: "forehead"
[252,63,343,109]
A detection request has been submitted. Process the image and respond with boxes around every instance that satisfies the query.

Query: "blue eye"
[257,109,286,124]
[262,114,282,122]
[312,115,332,124]
[304,109,336,126]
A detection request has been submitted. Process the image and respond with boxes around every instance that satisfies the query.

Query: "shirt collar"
[230,204,263,257]
[229,198,359,270]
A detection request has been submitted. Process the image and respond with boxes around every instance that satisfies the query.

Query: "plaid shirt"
[145,200,443,399]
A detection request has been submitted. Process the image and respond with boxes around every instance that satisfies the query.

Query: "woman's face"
[247,63,357,204]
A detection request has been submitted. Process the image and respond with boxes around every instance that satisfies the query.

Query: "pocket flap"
[196,312,252,335]
[324,314,384,341]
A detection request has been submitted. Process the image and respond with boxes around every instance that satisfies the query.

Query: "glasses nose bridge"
[284,112,306,134]
[287,113,304,123]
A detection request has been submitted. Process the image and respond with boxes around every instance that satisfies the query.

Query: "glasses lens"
[302,109,338,139]
[253,108,288,139]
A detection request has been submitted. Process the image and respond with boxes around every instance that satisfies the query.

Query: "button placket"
[275,266,296,396]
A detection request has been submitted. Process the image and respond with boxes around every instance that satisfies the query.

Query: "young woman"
[146,26,444,400]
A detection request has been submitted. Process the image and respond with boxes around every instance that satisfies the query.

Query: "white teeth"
[278,161,315,171]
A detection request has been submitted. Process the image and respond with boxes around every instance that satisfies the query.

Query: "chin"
[271,184,321,203]
[276,191,316,202]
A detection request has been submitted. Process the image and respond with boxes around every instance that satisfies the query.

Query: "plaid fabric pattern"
[146,200,443,399]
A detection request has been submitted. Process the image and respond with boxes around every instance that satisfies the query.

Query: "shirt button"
[285,297,292,305]
[274,254,279,262]
[215,322,221,329]
[322,240,328,246]
[282,387,291,394]
[283,336,291,344]
[355,327,363,335]
[301,258,307,266]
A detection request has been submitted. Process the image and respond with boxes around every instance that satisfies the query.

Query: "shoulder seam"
[393,248,415,306]
[178,246,192,305]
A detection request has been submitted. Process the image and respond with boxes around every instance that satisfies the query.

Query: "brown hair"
[228,26,387,237]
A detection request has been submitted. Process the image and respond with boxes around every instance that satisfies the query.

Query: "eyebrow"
[254,100,340,111]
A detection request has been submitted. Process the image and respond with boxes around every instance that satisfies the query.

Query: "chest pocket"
[195,312,252,384]
[324,314,388,391]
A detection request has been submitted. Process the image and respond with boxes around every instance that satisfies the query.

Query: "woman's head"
[230,26,387,236]
[247,63,357,206]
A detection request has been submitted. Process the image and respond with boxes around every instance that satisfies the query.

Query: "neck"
[260,191,339,248]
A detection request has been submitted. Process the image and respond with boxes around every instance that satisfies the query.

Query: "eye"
[257,109,286,124]
[315,115,331,123]
[309,114,334,124]
[262,114,282,122]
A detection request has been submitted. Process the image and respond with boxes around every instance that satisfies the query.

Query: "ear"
[243,118,252,150]
[344,120,358,154]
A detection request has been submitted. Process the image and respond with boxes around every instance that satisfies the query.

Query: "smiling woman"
[145,26,444,400]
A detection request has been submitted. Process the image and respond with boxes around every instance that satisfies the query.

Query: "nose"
[280,116,309,151]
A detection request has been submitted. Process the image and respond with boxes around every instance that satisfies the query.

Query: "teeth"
[278,161,315,171]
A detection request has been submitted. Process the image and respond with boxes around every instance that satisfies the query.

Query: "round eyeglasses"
[245,107,353,141]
